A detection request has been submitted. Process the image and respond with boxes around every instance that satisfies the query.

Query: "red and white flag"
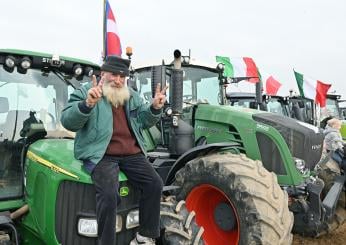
[265,75,282,95]
[104,0,122,57]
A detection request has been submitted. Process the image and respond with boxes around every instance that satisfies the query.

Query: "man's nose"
[111,75,123,85]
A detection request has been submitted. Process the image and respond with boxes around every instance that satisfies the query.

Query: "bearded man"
[61,56,167,245]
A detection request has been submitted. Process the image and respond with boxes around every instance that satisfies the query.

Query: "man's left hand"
[152,84,168,109]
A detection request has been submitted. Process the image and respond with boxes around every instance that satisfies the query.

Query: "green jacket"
[60,83,161,164]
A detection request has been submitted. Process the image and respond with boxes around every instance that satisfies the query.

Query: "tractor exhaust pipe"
[170,50,183,114]
[255,80,263,105]
[169,50,194,156]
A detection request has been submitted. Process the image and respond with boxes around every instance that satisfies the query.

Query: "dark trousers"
[91,153,163,245]
[332,149,346,173]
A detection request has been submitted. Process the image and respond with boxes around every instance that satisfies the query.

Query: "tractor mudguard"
[164,142,240,185]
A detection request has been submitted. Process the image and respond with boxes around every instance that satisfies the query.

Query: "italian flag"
[216,56,260,83]
[294,71,331,107]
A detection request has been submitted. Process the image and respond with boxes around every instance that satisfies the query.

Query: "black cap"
[101,56,130,76]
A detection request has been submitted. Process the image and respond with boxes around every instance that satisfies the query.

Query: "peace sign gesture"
[152,84,168,109]
[86,75,104,108]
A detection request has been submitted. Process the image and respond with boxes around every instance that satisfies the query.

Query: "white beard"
[102,81,130,107]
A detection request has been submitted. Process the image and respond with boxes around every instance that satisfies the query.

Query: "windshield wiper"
[0,82,9,88]
[52,70,76,89]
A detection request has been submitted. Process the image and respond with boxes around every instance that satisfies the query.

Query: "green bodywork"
[0,49,98,67]
[193,104,303,185]
[341,121,346,140]
[15,139,127,245]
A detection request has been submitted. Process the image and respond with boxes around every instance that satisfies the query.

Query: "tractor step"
[322,174,346,219]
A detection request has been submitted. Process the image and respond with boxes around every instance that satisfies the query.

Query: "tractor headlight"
[126,209,139,229]
[84,66,94,77]
[78,215,122,237]
[73,64,83,76]
[20,57,32,69]
[3,55,16,73]
[216,63,225,72]
[5,56,16,68]
[77,218,98,237]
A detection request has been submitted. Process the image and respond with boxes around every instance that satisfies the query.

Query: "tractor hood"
[27,139,92,183]
[253,113,324,170]
[27,139,127,182]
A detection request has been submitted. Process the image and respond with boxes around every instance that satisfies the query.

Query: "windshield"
[0,68,89,200]
[0,69,89,141]
[267,99,288,116]
[321,98,341,119]
[134,66,220,106]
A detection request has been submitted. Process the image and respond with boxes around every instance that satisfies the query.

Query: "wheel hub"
[214,202,236,231]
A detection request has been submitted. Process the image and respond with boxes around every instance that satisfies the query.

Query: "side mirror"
[0,97,9,113]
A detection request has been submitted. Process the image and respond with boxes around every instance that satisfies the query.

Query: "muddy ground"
[293,222,346,245]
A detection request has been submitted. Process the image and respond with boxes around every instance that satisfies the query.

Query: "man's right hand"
[86,75,104,107]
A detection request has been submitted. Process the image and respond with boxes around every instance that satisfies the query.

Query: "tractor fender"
[165,142,239,185]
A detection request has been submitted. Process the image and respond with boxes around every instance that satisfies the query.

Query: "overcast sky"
[1,0,345,97]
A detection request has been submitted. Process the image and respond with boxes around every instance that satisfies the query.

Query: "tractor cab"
[0,49,95,207]
[227,92,291,116]
[288,96,317,125]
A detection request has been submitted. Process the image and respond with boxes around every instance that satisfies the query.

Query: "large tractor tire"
[316,157,346,236]
[173,152,293,245]
[159,196,204,245]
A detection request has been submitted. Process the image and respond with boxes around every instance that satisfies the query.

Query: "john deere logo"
[119,187,129,197]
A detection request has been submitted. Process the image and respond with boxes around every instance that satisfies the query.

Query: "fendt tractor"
[227,86,317,127]
[0,49,204,245]
[130,50,345,244]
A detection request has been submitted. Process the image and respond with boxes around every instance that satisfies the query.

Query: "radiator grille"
[55,180,140,245]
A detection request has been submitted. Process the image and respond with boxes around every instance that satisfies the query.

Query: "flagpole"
[102,0,106,60]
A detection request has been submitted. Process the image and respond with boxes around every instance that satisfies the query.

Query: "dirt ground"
[293,222,346,245]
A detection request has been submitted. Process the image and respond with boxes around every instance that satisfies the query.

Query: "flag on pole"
[104,0,122,57]
[216,56,260,83]
[294,70,331,107]
[265,75,282,95]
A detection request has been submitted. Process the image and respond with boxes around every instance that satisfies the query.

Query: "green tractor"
[226,84,317,126]
[131,50,345,244]
[320,94,346,139]
[0,49,203,245]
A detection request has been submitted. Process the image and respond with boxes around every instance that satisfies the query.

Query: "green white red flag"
[216,56,260,83]
[294,71,331,107]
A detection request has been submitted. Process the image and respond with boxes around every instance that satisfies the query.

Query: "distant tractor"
[226,84,317,126]
[320,94,346,139]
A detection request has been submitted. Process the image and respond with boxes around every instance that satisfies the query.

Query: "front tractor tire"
[159,196,204,245]
[173,153,293,245]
